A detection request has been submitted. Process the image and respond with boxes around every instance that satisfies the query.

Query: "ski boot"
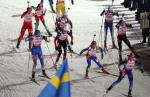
[85,69,89,78]
[30,71,36,81]
[16,41,20,48]
[128,89,132,97]
[106,85,113,93]
[102,68,110,74]
[42,70,50,79]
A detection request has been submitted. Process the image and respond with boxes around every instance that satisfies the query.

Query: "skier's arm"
[126,23,133,28]
[135,60,144,73]
[43,9,47,15]
[68,19,73,29]
[31,6,36,10]
[97,47,104,59]
[113,11,119,17]
[118,59,127,70]
[116,20,121,29]
[100,10,105,16]
[70,34,73,45]
[25,33,33,41]
[42,36,50,42]
[21,11,27,18]
[79,47,89,55]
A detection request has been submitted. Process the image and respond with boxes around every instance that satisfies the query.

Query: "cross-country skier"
[56,0,74,18]
[26,30,50,81]
[106,52,144,97]
[54,23,73,70]
[100,6,119,49]
[55,14,74,52]
[40,0,55,13]
[16,7,34,49]
[34,3,52,36]
[116,14,138,63]
[80,41,109,78]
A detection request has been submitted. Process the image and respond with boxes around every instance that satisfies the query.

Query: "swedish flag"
[38,59,71,97]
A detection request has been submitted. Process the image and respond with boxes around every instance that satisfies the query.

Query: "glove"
[70,40,73,45]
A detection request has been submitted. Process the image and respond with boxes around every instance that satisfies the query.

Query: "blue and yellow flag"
[38,59,71,97]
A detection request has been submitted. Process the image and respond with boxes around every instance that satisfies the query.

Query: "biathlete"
[56,14,73,52]
[106,52,144,97]
[26,30,50,80]
[100,6,119,49]
[34,3,52,36]
[80,41,109,78]
[56,0,74,18]
[116,14,138,63]
[16,7,34,49]
[54,21,73,69]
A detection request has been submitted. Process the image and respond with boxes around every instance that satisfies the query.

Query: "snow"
[0,0,150,97]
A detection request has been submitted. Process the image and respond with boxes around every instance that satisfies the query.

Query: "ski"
[29,77,40,85]
[121,93,133,97]
[96,70,119,77]
[71,74,109,83]
[38,75,51,79]
[71,77,95,83]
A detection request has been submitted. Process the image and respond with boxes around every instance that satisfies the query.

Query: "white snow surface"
[0,0,150,97]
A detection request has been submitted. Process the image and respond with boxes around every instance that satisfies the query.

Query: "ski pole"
[98,14,104,47]
[45,41,57,71]
[112,0,114,6]
[27,1,30,7]
[93,34,96,41]
[27,51,31,77]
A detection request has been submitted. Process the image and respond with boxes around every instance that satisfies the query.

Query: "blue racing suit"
[101,9,119,42]
[108,58,144,94]
[26,35,48,72]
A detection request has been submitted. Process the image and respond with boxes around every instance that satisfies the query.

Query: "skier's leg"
[54,44,62,69]
[62,42,67,61]
[38,50,44,70]
[85,58,92,78]
[123,36,138,56]
[118,36,123,63]
[32,54,37,79]
[42,19,52,36]
[106,70,126,93]
[110,24,117,48]
[127,70,133,96]
[104,23,108,48]
[17,25,26,48]
[61,2,65,16]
